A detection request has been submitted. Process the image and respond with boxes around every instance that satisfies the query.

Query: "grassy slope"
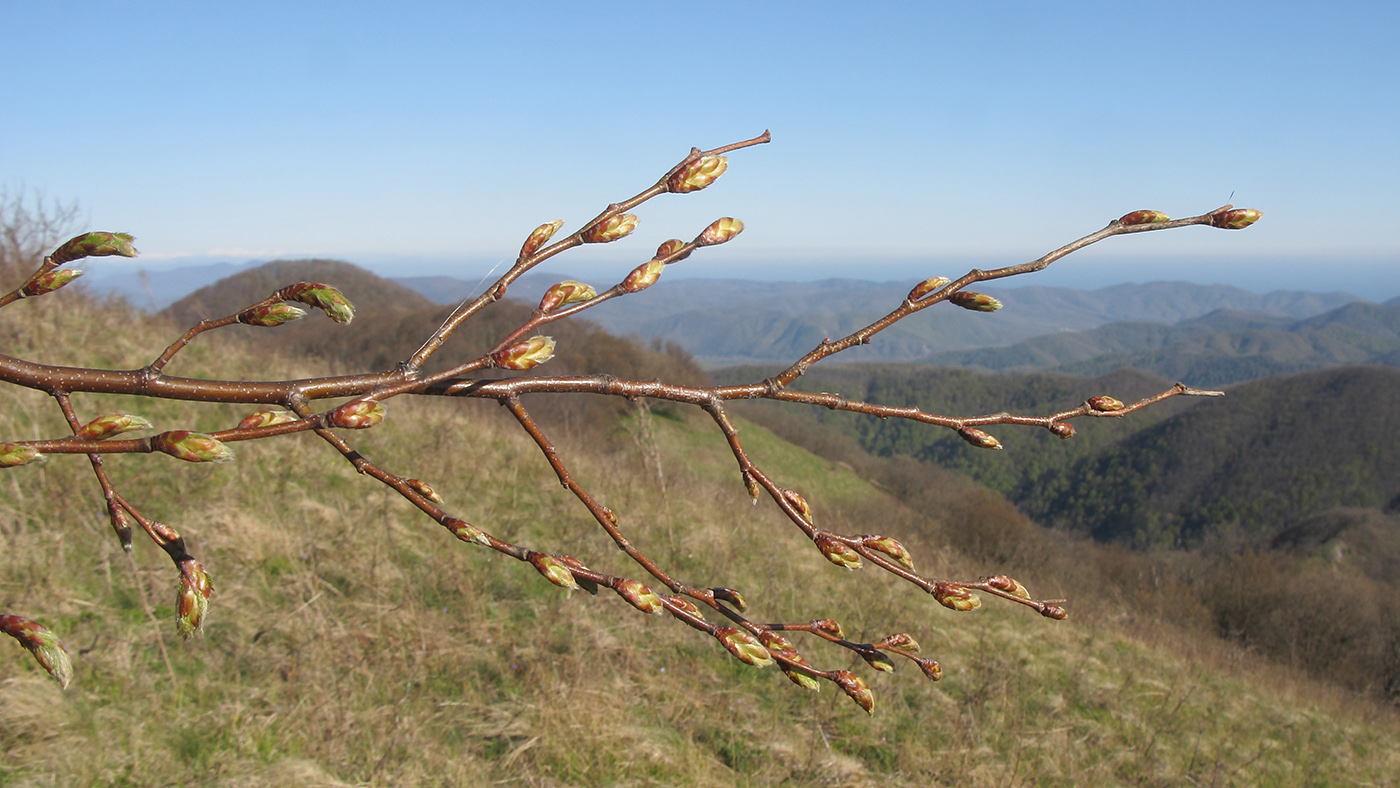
[3,296,1399,787]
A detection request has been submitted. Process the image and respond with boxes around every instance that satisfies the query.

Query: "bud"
[538,280,596,313]
[284,282,355,324]
[907,276,951,301]
[667,155,728,193]
[864,535,915,571]
[862,650,896,673]
[932,582,981,611]
[493,336,556,370]
[694,217,744,247]
[781,489,813,524]
[445,517,489,546]
[1040,603,1069,620]
[621,259,665,293]
[75,413,153,441]
[654,239,691,263]
[519,220,565,260]
[918,658,943,681]
[1209,208,1263,230]
[405,478,443,504]
[237,303,307,327]
[153,431,235,463]
[1049,421,1075,439]
[175,560,213,639]
[237,410,297,430]
[879,633,921,654]
[580,213,639,244]
[1118,209,1170,226]
[49,231,137,265]
[814,532,862,571]
[529,553,579,590]
[742,472,762,505]
[711,587,748,612]
[715,627,773,667]
[599,506,618,527]
[986,575,1031,599]
[957,426,1002,450]
[108,502,134,552]
[557,555,599,595]
[0,615,73,689]
[809,618,845,640]
[20,268,83,297]
[0,443,44,468]
[616,579,664,615]
[328,399,386,429]
[666,595,703,619]
[759,631,798,657]
[831,670,875,715]
[782,665,822,692]
[949,291,1003,312]
[1087,395,1125,412]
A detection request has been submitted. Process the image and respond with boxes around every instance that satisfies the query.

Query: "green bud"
[152,431,235,463]
[832,670,875,715]
[667,155,728,194]
[0,614,72,688]
[581,214,638,244]
[49,231,137,265]
[949,291,1003,312]
[493,336,556,370]
[814,532,862,570]
[285,282,355,324]
[0,443,45,468]
[238,303,307,327]
[21,268,84,297]
[907,276,951,301]
[616,579,663,615]
[1118,209,1170,226]
[529,553,579,590]
[175,560,213,639]
[519,220,565,260]
[328,399,385,429]
[75,413,153,441]
[715,627,774,667]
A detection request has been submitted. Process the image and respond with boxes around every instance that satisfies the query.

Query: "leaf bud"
[0,443,44,468]
[879,633,921,654]
[0,614,72,689]
[864,535,915,571]
[862,650,896,673]
[918,658,943,681]
[655,239,691,262]
[957,426,1002,450]
[1209,208,1263,230]
[949,291,1003,312]
[665,595,703,619]
[831,670,875,715]
[986,575,1032,599]
[76,413,154,441]
[782,665,822,692]
[758,631,798,658]
[814,532,862,571]
[1049,421,1075,439]
[21,268,84,297]
[556,555,600,595]
[528,553,579,590]
[237,303,307,327]
[49,231,137,264]
[153,431,235,463]
[809,618,846,640]
[1040,603,1069,620]
[616,579,664,615]
[519,220,565,260]
[175,560,213,639]
[538,280,596,313]
[694,217,744,247]
[621,259,665,293]
[932,582,981,611]
[715,627,773,667]
[907,276,951,301]
[108,502,134,552]
[493,336,556,370]
[1118,209,1170,226]
[1087,395,1125,412]
[581,213,639,244]
[405,478,443,504]
[284,282,355,324]
[742,472,762,505]
[328,399,386,429]
[237,410,298,430]
[667,155,728,194]
[711,586,748,612]
[781,488,813,524]
[445,517,489,546]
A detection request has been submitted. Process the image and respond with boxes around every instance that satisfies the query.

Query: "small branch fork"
[0,135,1258,710]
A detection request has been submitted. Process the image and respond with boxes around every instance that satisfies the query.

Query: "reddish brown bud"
[957,426,1002,450]
[538,280,596,313]
[621,259,665,293]
[0,443,44,468]
[949,291,1003,312]
[711,587,748,612]
[405,478,443,504]
[1209,208,1263,230]
[153,431,235,463]
[1087,395,1125,412]
[616,579,664,615]
[108,502,133,552]
[1041,603,1069,620]
[715,627,773,667]
[782,665,822,692]
[284,282,354,324]
[932,582,981,611]
[0,614,72,688]
[781,489,813,524]
[908,276,951,301]
[862,650,896,673]
[556,555,599,595]
[665,594,703,619]
[237,303,307,327]
[879,633,921,654]
[237,410,298,430]
[49,231,137,265]
[695,217,744,247]
[831,670,875,715]
[758,631,798,657]
[742,472,762,505]
[918,658,943,681]
[655,239,691,262]
[986,575,1032,599]
[328,399,386,429]
[519,220,565,260]
[175,560,213,639]
[20,268,83,297]
[1049,421,1075,439]
[445,517,489,546]
[864,535,915,571]
[1118,209,1170,226]
[667,155,728,194]
[493,336,556,370]
[814,532,862,571]
[75,413,153,441]
[581,213,639,244]
[810,618,846,640]
[529,553,579,590]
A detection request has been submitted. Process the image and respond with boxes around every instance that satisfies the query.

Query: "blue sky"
[3,2,1397,296]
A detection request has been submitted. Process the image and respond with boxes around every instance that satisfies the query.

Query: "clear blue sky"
[3,2,1397,296]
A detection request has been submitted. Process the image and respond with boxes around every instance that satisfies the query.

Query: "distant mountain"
[83,260,262,310]
[398,275,1362,366]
